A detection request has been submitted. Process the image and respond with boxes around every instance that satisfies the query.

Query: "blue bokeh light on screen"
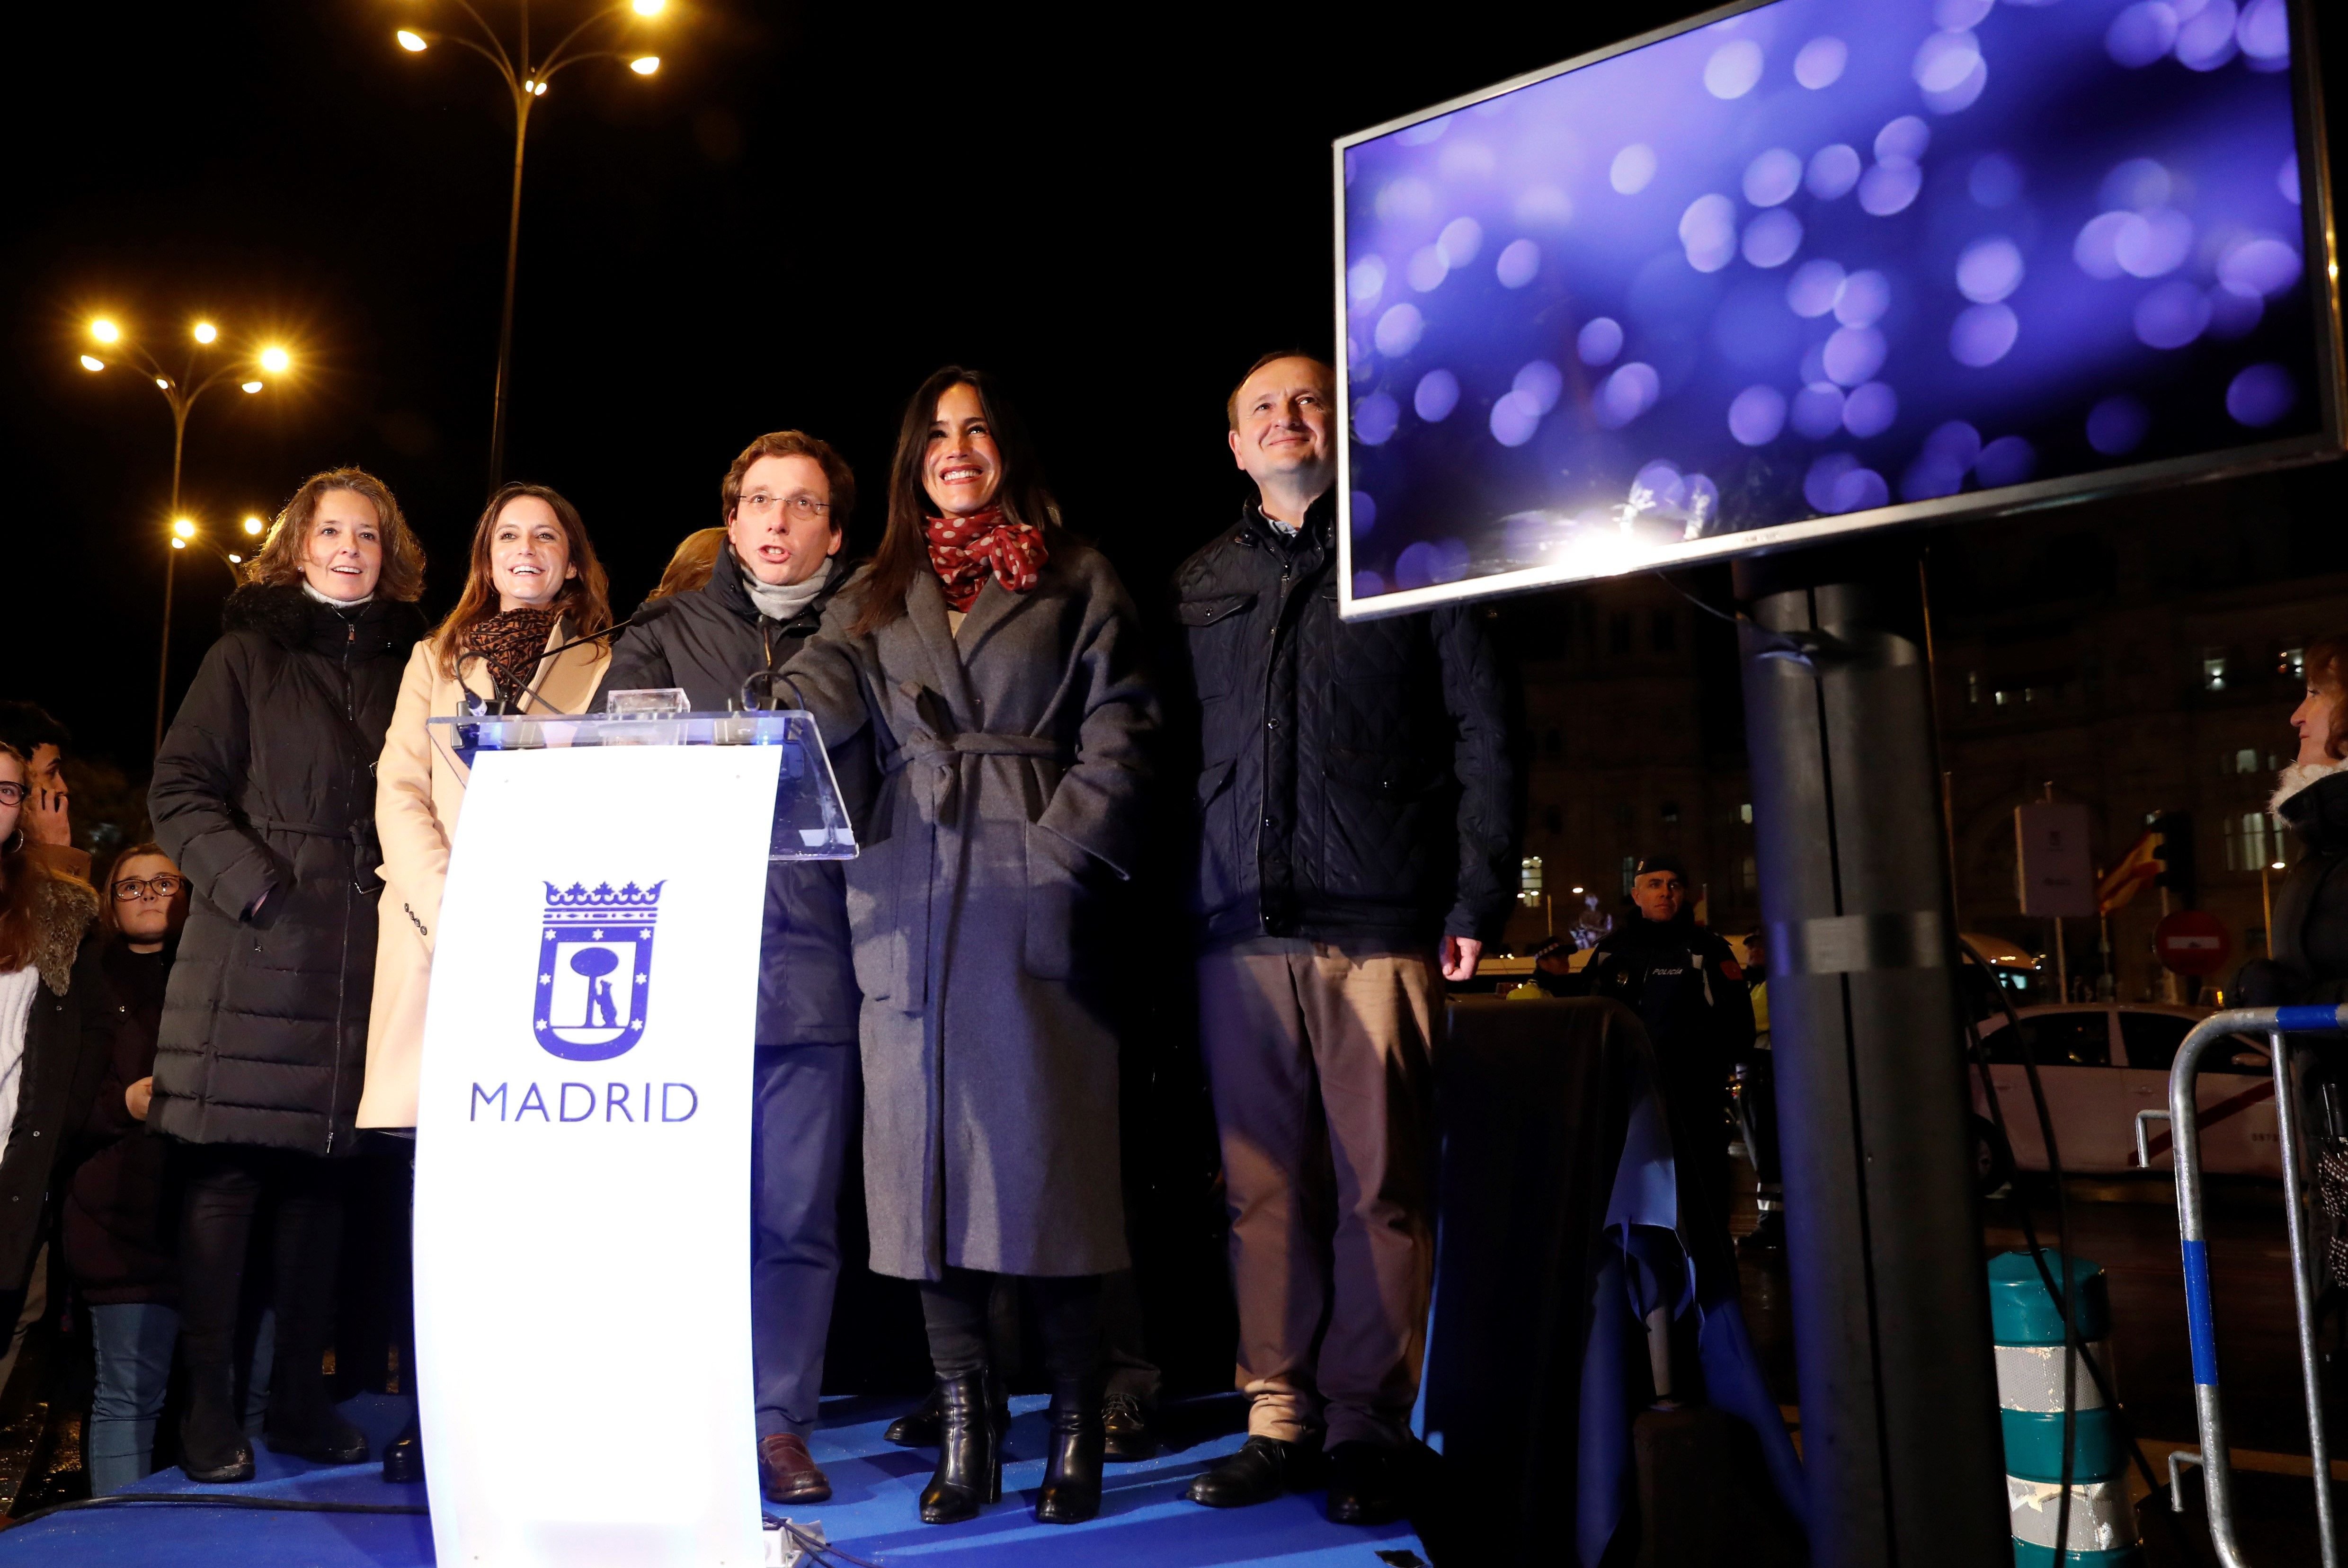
[1340,0,2321,602]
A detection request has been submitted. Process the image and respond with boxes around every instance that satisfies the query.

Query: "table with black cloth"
[1423,997,1805,1566]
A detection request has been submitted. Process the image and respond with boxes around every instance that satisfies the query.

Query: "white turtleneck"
[301,580,375,608]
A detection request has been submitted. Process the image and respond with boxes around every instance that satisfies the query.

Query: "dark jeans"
[177,1144,350,1425]
[920,1267,1103,1384]
[752,1043,857,1440]
[89,1302,178,1494]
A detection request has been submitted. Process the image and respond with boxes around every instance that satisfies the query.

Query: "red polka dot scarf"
[923,506,1048,613]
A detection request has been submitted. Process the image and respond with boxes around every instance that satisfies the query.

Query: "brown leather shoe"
[760,1434,833,1505]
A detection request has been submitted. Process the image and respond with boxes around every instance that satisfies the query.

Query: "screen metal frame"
[1332,0,2345,621]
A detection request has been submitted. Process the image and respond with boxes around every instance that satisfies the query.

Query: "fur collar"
[26,874,97,997]
[2273,757,2348,816]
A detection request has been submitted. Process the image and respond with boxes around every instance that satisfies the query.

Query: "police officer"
[1586,855,1754,1224]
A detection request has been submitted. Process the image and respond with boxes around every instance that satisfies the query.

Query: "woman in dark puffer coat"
[149,467,426,1482]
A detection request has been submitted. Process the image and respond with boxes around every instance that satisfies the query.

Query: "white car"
[1967,1005,2281,1179]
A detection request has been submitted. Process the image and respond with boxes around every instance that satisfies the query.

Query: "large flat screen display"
[1335,0,2342,617]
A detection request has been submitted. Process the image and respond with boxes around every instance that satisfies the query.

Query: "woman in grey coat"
[779,367,1154,1528]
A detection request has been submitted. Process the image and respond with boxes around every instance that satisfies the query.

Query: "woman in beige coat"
[357,482,612,1481]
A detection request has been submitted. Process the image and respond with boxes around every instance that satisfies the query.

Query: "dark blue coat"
[605,557,863,1048]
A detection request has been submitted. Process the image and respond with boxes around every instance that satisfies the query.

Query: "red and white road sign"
[2153,909,2233,978]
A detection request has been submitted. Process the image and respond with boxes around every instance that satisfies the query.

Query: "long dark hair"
[2308,632,2348,762]
[848,366,1059,637]
[430,483,614,678]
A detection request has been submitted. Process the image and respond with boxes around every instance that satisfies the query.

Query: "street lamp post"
[392,0,668,489]
[80,319,291,754]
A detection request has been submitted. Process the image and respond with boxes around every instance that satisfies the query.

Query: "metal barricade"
[2168,1002,2348,1568]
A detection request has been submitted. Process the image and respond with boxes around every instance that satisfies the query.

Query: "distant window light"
[2235,748,2260,774]
[1650,608,1676,653]
[1519,855,1544,906]
[2203,651,2228,691]
[1740,802,1753,825]
[2023,687,2037,705]
[1994,689,2011,707]
[1740,854,1757,892]
[2281,647,2305,681]
[1621,855,1639,899]
[1660,800,1681,825]
[1966,670,1981,706]
[2222,811,2275,873]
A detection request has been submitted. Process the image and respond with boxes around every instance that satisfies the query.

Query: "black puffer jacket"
[604,556,863,1047]
[1168,494,1513,948]
[63,941,175,1304]
[150,584,423,1154]
[2241,768,2348,1006]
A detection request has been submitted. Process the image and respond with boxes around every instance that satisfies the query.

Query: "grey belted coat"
[777,535,1156,1281]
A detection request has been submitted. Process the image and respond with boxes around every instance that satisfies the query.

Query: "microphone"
[496,597,681,716]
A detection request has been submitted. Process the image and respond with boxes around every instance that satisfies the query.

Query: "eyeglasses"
[0,782,23,807]
[113,875,186,901]
[738,492,830,522]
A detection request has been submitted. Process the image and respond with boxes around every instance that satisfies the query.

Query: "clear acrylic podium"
[412,704,852,1568]
[427,705,858,861]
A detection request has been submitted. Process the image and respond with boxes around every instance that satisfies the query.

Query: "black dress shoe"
[265,1406,371,1466]
[1035,1377,1106,1525]
[1102,1391,1156,1462]
[889,1376,1009,1448]
[382,1419,425,1484]
[1325,1440,1414,1526]
[885,1387,944,1447]
[1185,1436,1322,1508]
[919,1373,1004,1525]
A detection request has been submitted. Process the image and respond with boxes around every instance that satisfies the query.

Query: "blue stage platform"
[0,1392,1431,1567]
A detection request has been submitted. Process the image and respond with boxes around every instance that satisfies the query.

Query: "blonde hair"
[243,467,427,603]
[647,527,728,602]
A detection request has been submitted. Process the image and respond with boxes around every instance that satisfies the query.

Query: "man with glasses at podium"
[605,431,866,1506]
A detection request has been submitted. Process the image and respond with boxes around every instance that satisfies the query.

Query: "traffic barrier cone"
[1987,1250,2141,1565]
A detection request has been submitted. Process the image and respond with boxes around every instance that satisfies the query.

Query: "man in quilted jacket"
[1169,351,1513,1526]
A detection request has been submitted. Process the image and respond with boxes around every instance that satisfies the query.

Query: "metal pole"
[2271,1027,2340,1567]
[153,392,191,757]
[487,92,531,490]
[1736,557,2009,1568]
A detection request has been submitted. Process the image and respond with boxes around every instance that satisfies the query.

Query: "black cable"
[780,1519,883,1568]
[10,1491,430,1526]
[1957,941,2206,1565]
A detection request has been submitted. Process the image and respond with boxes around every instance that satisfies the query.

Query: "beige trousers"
[1197,937,1438,1447]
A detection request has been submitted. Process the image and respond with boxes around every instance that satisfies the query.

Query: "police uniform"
[1586,910,1755,1219]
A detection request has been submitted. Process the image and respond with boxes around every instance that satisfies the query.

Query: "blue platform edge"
[0,1391,1431,1567]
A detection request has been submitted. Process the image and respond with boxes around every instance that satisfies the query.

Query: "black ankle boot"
[918,1373,1003,1524]
[382,1408,425,1484]
[264,1354,369,1466]
[180,1368,256,1484]
[888,1373,1008,1447]
[1035,1377,1106,1525]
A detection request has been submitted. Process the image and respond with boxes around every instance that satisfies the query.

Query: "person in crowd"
[149,467,427,1483]
[1169,351,1512,1525]
[0,743,109,1399]
[0,704,89,882]
[63,843,189,1492]
[359,481,613,1483]
[1585,855,1755,1232]
[2239,633,2348,1292]
[1731,929,1782,1253]
[776,368,1154,1527]
[643,526,728,604]
[605,434,862,1506]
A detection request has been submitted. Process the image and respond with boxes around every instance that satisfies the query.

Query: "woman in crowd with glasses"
[149,467,427,1482]
[357,481,611,1483]
[62,845,190,1492]
[0,743,109,1400]
[777,367,1156,1528]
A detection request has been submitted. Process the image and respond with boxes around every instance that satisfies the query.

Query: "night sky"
[7,0,2344,774]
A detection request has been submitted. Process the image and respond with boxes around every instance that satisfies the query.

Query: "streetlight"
[390,0,671,488]
[78,315,296,752]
